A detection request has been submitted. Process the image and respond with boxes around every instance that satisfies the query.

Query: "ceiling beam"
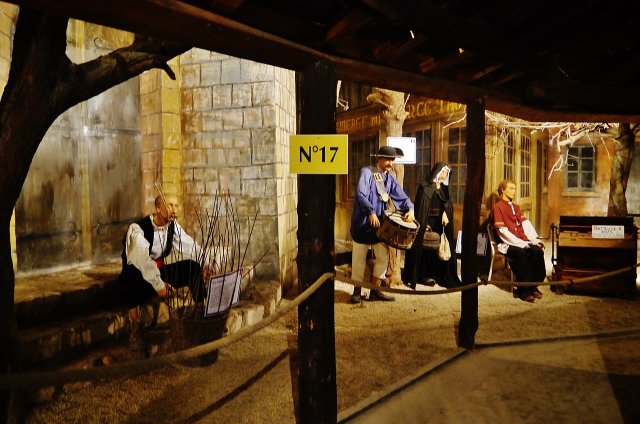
[7,0,640,122]
[359,0,554,78]
[9,0,326,70]
[325,7,371,44]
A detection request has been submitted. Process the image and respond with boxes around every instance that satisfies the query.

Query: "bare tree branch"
[63,34,189,111]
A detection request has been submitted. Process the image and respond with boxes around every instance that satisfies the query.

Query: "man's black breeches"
[120,259,206,308]
[506,245,546,283]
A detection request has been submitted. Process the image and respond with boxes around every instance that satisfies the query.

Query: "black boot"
[517,288,535,303]
[350,286,362,303]
[369,289,395,302]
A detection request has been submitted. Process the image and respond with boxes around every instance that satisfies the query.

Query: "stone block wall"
[3,13,298,284]
[179,49,297,288]
[140,58,183,214]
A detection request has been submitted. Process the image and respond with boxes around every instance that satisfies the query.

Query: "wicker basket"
[169,305,227,366]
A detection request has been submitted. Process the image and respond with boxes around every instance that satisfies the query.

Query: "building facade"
[335,82,630,246]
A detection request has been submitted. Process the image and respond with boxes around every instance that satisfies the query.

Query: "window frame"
[447,125,467,204]
[345,135,378,200]
[402,125,433,201]
[503,129,515,182]
[564,144,596,192]
[519,133,531,200]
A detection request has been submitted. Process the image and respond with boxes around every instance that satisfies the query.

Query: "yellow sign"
[290,135,348,174]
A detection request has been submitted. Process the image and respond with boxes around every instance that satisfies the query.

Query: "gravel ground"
[24,270,640,423]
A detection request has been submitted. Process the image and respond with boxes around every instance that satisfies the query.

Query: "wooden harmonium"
[553,216,637,297]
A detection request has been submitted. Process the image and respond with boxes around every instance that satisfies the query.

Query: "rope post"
[459,97,485,349]
[296,60,338,423]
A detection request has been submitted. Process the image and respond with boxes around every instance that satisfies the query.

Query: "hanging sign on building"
[387,137,416,164]
[290,134,348,174]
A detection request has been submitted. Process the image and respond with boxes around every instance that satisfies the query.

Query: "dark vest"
[121,216,175,267]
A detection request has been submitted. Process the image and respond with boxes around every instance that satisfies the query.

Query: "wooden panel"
[558,238,636,249]
[553,216,637,297]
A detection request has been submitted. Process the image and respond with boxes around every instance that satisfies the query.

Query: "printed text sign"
[592,225,624,239]
[290,135,348,174]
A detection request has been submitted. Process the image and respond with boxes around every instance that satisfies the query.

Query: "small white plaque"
[205,269,243,317]
[386,137,416,164]
[592,225,624,239]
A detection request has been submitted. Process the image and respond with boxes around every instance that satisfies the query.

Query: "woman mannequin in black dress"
[402,162,461,289]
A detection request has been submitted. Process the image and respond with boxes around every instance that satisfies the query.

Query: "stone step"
[15,261,283,369]
[19,308,130,369]
[15,262,123,330]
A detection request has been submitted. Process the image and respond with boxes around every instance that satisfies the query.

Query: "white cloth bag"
[438,231,451,261]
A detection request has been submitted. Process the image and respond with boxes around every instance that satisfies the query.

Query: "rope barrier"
[0,272,335,390]
[491,263,640,288]
[334,269,485,295]
[336,263,640,293]
[2,262,637,389]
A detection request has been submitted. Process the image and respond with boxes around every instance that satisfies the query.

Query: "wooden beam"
[373,34,426,62]
[359,0,551,79]
[463,64,502,83]
[325,6,371,44]
[212,0,245,8]
[9,0,640,122]
[297,60,338,424]
[421,50,473,76]
[9,0,324,70]
[458,97,485,349]
[333,57,640,122]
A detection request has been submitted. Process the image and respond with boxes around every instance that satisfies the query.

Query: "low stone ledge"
[243,280,281,317]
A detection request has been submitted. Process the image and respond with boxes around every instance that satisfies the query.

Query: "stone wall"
[179,49,297,289]
[3,14,298,285]
[140,58,183,214]
[10,18,141,272]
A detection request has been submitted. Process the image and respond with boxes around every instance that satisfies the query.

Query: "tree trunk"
[0,217,20,424]
[0,8,187,421]
[367,88,408,286]
[608,123,635,217]
[297,61,337,424]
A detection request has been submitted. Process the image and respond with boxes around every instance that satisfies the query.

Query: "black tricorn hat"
[371,145,404,158]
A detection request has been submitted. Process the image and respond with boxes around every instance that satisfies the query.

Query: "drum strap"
[369,166,396,211]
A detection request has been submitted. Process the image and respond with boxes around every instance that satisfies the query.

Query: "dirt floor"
[23,269,640,424]
[347,333,640,424]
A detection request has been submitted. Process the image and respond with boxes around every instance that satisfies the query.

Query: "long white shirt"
[497,219,542,254]
[124,215,208,291]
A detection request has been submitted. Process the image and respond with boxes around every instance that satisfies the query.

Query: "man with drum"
[349,146,415,303]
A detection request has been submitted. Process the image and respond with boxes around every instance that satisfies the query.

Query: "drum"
[376,210,420,250]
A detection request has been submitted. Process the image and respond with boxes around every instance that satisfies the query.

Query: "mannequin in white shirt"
[491,180,546,302]
[119,194,212,352]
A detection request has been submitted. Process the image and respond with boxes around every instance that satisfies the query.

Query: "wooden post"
[297,61,337,423]
[458,97,485,348]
